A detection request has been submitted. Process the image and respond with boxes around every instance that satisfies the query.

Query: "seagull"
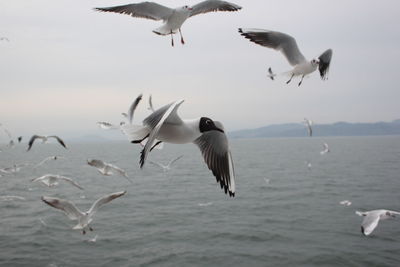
[35,156,65,168]
[340,200,352,206]
[41,191,126,234]
[356,209,400,236]
[148,94,155,112]
[305,160,312,170]
[124,99,235,197]
[0,163,30,174]
[303,118,313,137]
[94,1,242,47]
[238,28,333,86]
[96,121,120,130]
[320,142,330,155]
[149,155,183,172]
[17,136,23,143]
[86,234,98,243]
[31,174,84,190]
[267,67,276,80]
[87,159,131,183]
[0,37,9,42]
[0,195,26,201]
[27,135,67,151]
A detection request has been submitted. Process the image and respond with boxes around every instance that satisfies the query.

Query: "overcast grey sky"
[1,0,400,140]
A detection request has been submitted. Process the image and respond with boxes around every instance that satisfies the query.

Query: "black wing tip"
[139,149,145,169]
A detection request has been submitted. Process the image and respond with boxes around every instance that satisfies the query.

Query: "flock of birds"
[1,0,397,238]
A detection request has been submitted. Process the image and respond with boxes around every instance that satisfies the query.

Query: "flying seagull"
[41,191,126,234]
[35,156,65,168]
[27,135,67,151]
[356,209,400,236]
[97,121,120,130]
[238,28,333,86]
[149,155,183,172]
[340,200,352,206]
[303,118,313,137]
[320,142,330,155]
[94,1,242,47]
[31,174,84,190]
[87,159,131,183]
[124,99,235,197]
[0,163,30,175]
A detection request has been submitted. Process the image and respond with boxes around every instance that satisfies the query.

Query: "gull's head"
[199,117,224,133]
[180,5,193,11]
[311,58,319,67]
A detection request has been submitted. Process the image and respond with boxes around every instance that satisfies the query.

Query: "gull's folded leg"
[179,29,185,45]
[286,74,294,84]
[298,75,305,86]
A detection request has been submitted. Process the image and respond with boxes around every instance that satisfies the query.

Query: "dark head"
[199,117,224,133]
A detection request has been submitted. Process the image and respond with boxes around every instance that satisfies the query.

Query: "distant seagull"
[1,127,15,148]
[96,121,120,130]
[340,200,352,206]
[149,155,183,172]
[238,28,333,86]
[31,174,84,190]
[303,118,313,137]
[305,160,312,170]
[148,94,155,112]
[198,202,213,207]
[0,163,30,174]
[86,234,98,243]
[0,195,26,201]
[27,135,67,151]
[320,142,330,155]
[41,191,126,234]
[356,209,400,236]
[87,159,131,183]
[124,99,235,197]
[17,136,23,143]
[35,156,65,168]
[267,67,276,80]
[0,37,9,42]
[94,1,242,47]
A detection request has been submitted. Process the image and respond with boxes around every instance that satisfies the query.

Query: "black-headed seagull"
[356,209,400,236]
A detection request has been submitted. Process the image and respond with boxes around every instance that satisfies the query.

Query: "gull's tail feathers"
[120,124,150,143]
[153,25,177,36]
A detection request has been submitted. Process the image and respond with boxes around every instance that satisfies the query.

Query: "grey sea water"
[1,136,400,267]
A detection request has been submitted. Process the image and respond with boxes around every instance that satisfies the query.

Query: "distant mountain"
[229,119,400,139]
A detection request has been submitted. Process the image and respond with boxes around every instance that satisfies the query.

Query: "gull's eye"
[206,120,211,125]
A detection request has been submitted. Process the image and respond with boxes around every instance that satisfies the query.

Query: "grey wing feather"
[193,126,235,197]
[41,196,84,220]
[94,2,173,21]
[128,94,143,124]
[140,100,184,168]
[27,135,43,151]
[190,0,242,17]
[87,191,126,216]
[148,94,155,112]
[108,164,128,177]
[49,136,67,149]
[318,49,333,80]
[239,28,307,66]
[87,159,106,169]
[58,176,84,190]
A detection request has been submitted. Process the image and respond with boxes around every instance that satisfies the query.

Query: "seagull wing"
[362,212,381,236]
[149,161,165,169]
[107,163,129,178]
[87,159,106,169]
[41,196,84,220]
[27,135,44,151]
[239,28,307,66]
[87,191,126,217]
[140,100,185,168]
[94,2,173,21]
[193,122,235,197]
[48,136,67,149]
[148,94,155,112]
[190,0,242,17]
[318,49,333,80]
[128,94,143,124]
[57,176,84,190]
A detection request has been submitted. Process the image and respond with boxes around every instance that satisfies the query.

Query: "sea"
[0,136,399,267]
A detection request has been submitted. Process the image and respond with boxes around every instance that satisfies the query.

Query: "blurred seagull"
[340,200,352,206]
[0,163,30,174]
[96,122,120,130]
[305,160,312,170]
[35,156,65,168]
[27,135,67,151]
[86,234,98,243]
[149,155,183,172]
[148,94,155,112]
[0,195,26,201]
[356,209,400,236]
[303,118,313,137]
[41,191,126,234]
[87,159,131,183]
[17,136,23,143]
[238,28,333,86]
[31,174,84,190]
[124,99,235,197]
[320,142,330,155]
[0,37,9,42]
[94,0,242,47]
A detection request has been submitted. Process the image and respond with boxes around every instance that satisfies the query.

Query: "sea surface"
[0,136,400,267]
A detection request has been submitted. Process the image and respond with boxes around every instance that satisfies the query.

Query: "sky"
[1,0,400,140]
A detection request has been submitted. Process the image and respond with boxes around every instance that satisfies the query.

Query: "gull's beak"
[214,126,224,133]
[188,7,193,10]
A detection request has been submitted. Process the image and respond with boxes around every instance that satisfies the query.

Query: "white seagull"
[35,156,65,168]
[87,159,131,183]
[97,121,120,130]
[339,200,352,206]
[0,163,30,175]
[149,155,183,172]
[356,209,400,236]
[303,118,313,137]
[31,174,84,190]
[27,135,67,151]
[94,1,242,47]
[238,28,333,86]
[320,142,330,155]
[124,99,235,197]
[41,191,126,234]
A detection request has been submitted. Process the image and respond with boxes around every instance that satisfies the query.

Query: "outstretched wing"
[87,191,126,216]
[239,28,307,66]
[42,196,84,220]
[27,135,44,151]
[94,2,173,21]
[148,94,155,112]
[361,213,380,236]
[57,176,84,190]
[318,49,333,80]
[87,159,106,169]
[140,100,184,168]
[190,0,241,17]
[128,94,143,124]
[48,136,67,149]
[193,122,235,197]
